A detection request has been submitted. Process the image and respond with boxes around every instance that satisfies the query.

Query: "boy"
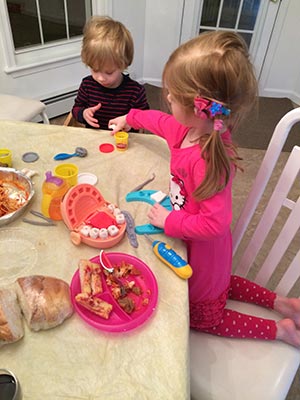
[72,16,149,129]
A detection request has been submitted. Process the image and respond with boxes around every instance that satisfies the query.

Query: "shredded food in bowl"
[0,181,28,217]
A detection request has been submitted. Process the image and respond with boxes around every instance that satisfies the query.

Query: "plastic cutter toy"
[125,190,172,235]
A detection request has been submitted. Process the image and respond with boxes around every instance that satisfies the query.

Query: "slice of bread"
[16,275,73,331]
[0,287,24,345]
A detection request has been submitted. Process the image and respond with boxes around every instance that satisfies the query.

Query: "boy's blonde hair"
[81,16,134,71]
[163,31,258,200]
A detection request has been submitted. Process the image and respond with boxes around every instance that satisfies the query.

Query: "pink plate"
[70,252,158,332]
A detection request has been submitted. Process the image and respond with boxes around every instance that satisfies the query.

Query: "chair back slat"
[233,108,300,254]
[275,250,300,296]
[255,194,300,288]
[234,146,300,279]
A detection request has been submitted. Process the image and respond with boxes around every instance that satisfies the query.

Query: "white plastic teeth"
[113,207,121,216]
[79,223,120,239]
[116,213,125,224]
[107,225,119,237]
[80,225,91,237]
[107,203,115,213]
[89,227,99,239]
[99,228,108,239]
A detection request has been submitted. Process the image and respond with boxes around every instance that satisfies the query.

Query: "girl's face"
[167,92,194,127]
[91,65,123,88]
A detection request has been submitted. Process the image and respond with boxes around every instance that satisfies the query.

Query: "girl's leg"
[274,296,300,329]
[200,308,300,347]
[230,275,300,329]
[201,308,277,340]
[228,275,276,308]
[196,275,300,347]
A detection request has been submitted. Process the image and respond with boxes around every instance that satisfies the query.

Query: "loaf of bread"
[16,275,73,331]
[0,287,24,345]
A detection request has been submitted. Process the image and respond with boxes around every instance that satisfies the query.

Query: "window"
[199,0,261,47]
[6,0,92,50]
[0,0,107,77]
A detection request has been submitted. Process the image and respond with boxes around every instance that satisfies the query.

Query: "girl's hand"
[83,103,101,128]
[108,115,131,135]
[147,203,170,229]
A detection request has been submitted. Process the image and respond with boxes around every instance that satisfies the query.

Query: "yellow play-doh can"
[0,148,12,167]
[114,131,129,151]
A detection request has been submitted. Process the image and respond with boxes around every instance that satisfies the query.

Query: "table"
[0,120,190,400]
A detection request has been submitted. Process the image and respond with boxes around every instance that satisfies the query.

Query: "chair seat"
[0,94,49,123]
[190,300,300,400]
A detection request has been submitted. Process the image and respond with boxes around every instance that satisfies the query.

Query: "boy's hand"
[108,115,131,135]
[83,103,101,128]
[147,203,170,229]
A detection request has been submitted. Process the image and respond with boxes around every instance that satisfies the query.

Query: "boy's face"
[90,65,123,88]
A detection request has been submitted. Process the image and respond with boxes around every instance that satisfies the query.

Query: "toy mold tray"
[61,184,126,249]
[70,252,158,332]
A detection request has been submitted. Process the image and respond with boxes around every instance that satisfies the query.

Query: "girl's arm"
[109,109,176,137]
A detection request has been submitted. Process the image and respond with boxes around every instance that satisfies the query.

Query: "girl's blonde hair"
[81,16,134,71]
[163,31,258,201]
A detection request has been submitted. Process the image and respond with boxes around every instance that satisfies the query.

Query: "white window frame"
[0,0,110,78]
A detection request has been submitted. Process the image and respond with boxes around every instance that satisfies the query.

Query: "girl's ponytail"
[193,128,232,201]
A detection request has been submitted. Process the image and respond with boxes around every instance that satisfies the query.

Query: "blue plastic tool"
[54,147,88,160]
[144,234,192,279]
[125,190,172,235]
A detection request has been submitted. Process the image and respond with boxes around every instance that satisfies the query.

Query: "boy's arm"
[133,86,150,110]
[72,82,88,124]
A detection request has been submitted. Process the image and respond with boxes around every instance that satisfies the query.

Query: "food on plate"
[16,275,73,331]
[104,261,144,314]
[79,259,102,295]
[74,258,152,323]
[117,297,135,314]
[75,292,112,319]
[0,287,24,345]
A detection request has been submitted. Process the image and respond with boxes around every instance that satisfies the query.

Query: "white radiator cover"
[41,90,78,120]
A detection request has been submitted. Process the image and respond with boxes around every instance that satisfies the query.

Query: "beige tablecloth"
[0,120,190,400]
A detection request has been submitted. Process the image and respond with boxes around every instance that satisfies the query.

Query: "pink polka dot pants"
[193,275,277,340]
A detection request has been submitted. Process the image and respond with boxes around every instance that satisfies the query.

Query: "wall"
[110,0,146,81]
[142,0,184,86]
[257,0,300,104]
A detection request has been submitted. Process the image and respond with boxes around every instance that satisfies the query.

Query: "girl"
[72,16,149,130]
[109,31,300,348]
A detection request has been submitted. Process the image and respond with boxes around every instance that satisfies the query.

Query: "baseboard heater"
[41,89,78,119]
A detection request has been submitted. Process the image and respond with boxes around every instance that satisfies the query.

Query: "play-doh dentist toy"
[61,183,126,248]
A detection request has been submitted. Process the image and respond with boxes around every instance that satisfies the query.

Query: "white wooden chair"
[0,94,49,124]
[190,107,300,400]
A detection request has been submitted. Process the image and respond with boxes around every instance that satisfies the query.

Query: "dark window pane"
[6,0,91,50]
[199,28,210,35]
[220,0,240,29]
[238,32,252,48]
[201,0,221,27]
[40,0,67,43]
[239,0,261,30]
[67,0,88,37]
[7,0,41,49]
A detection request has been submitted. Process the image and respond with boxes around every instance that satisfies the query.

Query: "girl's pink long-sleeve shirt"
[127,109,233,305]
